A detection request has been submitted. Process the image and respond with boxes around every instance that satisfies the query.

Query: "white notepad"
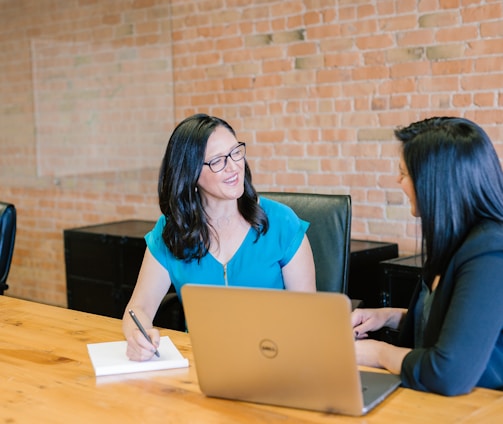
[87,336,189,376]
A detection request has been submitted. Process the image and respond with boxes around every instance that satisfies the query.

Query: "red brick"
[275,172,306,187]
[463,73,503,91]
[481,20,503,37]
[431,59,472,75]
[461,3,503,23]
[453,93,473,107]
[389,61,431,78]
[132,0,156,9]
[352,65,390,81]
[308,173,343,188]
[357,34,394,50]
[378,14,417,31]
[287,41,318,57]
[437,25,478,42]
[474,92,495,108]
[467,39,503,56]
[476,56,503,73]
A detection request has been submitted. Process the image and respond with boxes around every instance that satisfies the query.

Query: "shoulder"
[449,219,503,275]
[459,219,503,258]
[148,215,166,235]
[259,196,295,216]
[145,215,167,246]
[258,196,302,224]
[471,219,503,237]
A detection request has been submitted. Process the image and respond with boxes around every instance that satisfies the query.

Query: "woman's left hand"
[355,338,411,374]
[354,338,385,369]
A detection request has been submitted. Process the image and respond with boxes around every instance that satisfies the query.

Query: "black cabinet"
[348,240,399,307]
[64,219,185,330]
[370,254,422,344]
[380,254,422,308]
[64,220,153,320]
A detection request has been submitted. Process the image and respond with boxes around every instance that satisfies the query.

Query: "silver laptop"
[181,285,401,416]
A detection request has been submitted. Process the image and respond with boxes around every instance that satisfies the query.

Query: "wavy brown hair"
[158,113,268,262]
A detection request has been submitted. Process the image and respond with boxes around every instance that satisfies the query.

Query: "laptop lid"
[181,285,401,416]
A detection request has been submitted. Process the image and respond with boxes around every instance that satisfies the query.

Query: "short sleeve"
[258,196,309,267]
[145,215,170,268]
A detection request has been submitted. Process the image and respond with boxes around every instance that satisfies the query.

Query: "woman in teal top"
[146,196,309,294]
[123,114,316,361]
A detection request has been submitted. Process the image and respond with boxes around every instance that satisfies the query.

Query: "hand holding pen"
[128,309,160,358]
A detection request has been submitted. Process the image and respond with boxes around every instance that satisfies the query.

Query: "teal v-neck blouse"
[145,197,309,299]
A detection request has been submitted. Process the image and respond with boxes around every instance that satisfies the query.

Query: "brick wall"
[1,0,502,306]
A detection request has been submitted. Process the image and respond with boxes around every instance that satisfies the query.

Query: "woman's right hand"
[125,326,161,361]
[351,307,404,339]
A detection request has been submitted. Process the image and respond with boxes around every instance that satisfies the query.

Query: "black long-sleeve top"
[399,219,503,395]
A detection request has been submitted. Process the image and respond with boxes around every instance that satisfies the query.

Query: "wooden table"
[1,296,502,423]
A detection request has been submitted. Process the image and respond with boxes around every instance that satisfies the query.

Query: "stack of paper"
[87,336,189,376]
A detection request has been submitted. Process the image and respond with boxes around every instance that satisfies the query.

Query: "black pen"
[128,309,160,357]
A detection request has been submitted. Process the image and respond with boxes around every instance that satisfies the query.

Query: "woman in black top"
[352,117,503,395]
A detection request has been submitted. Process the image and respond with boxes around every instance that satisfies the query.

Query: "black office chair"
[153,285,186,331]
[0,202,16,295]
[260,192,352,295]
[154,192,353,330]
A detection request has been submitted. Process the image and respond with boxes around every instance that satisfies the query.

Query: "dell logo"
[259,339,278,358]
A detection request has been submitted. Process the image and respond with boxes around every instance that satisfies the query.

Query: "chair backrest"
[260,192,351,294]
[0,202,16,294]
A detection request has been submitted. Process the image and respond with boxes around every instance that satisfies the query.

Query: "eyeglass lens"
[206,143,246,172]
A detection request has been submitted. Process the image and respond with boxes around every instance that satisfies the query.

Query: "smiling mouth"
[224,174,238,184]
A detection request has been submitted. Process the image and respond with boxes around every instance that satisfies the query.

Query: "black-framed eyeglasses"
[203,142,246,173]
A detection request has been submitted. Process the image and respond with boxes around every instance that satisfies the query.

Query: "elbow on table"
[401,366,475,396]
[402,351,478,396]
[417,373,477,396]
[431,382,473,397]
[422,366,480,396]
[402,378,473,396]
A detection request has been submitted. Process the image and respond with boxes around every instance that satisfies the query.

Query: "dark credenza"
[380,254,422,308]
[371,254,422,344]
[64,220,152,319]
[64,219,184,330]
[64,221,400,329]
[348,240,399,308]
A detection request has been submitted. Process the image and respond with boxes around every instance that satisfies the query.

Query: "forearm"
[377,342,411,374]
[122,249,171,339]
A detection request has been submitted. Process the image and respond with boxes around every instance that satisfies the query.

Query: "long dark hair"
[395,116,503,286]
[158,113,268,261]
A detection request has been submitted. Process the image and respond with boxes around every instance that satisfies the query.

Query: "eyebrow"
[206,143,241,160]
